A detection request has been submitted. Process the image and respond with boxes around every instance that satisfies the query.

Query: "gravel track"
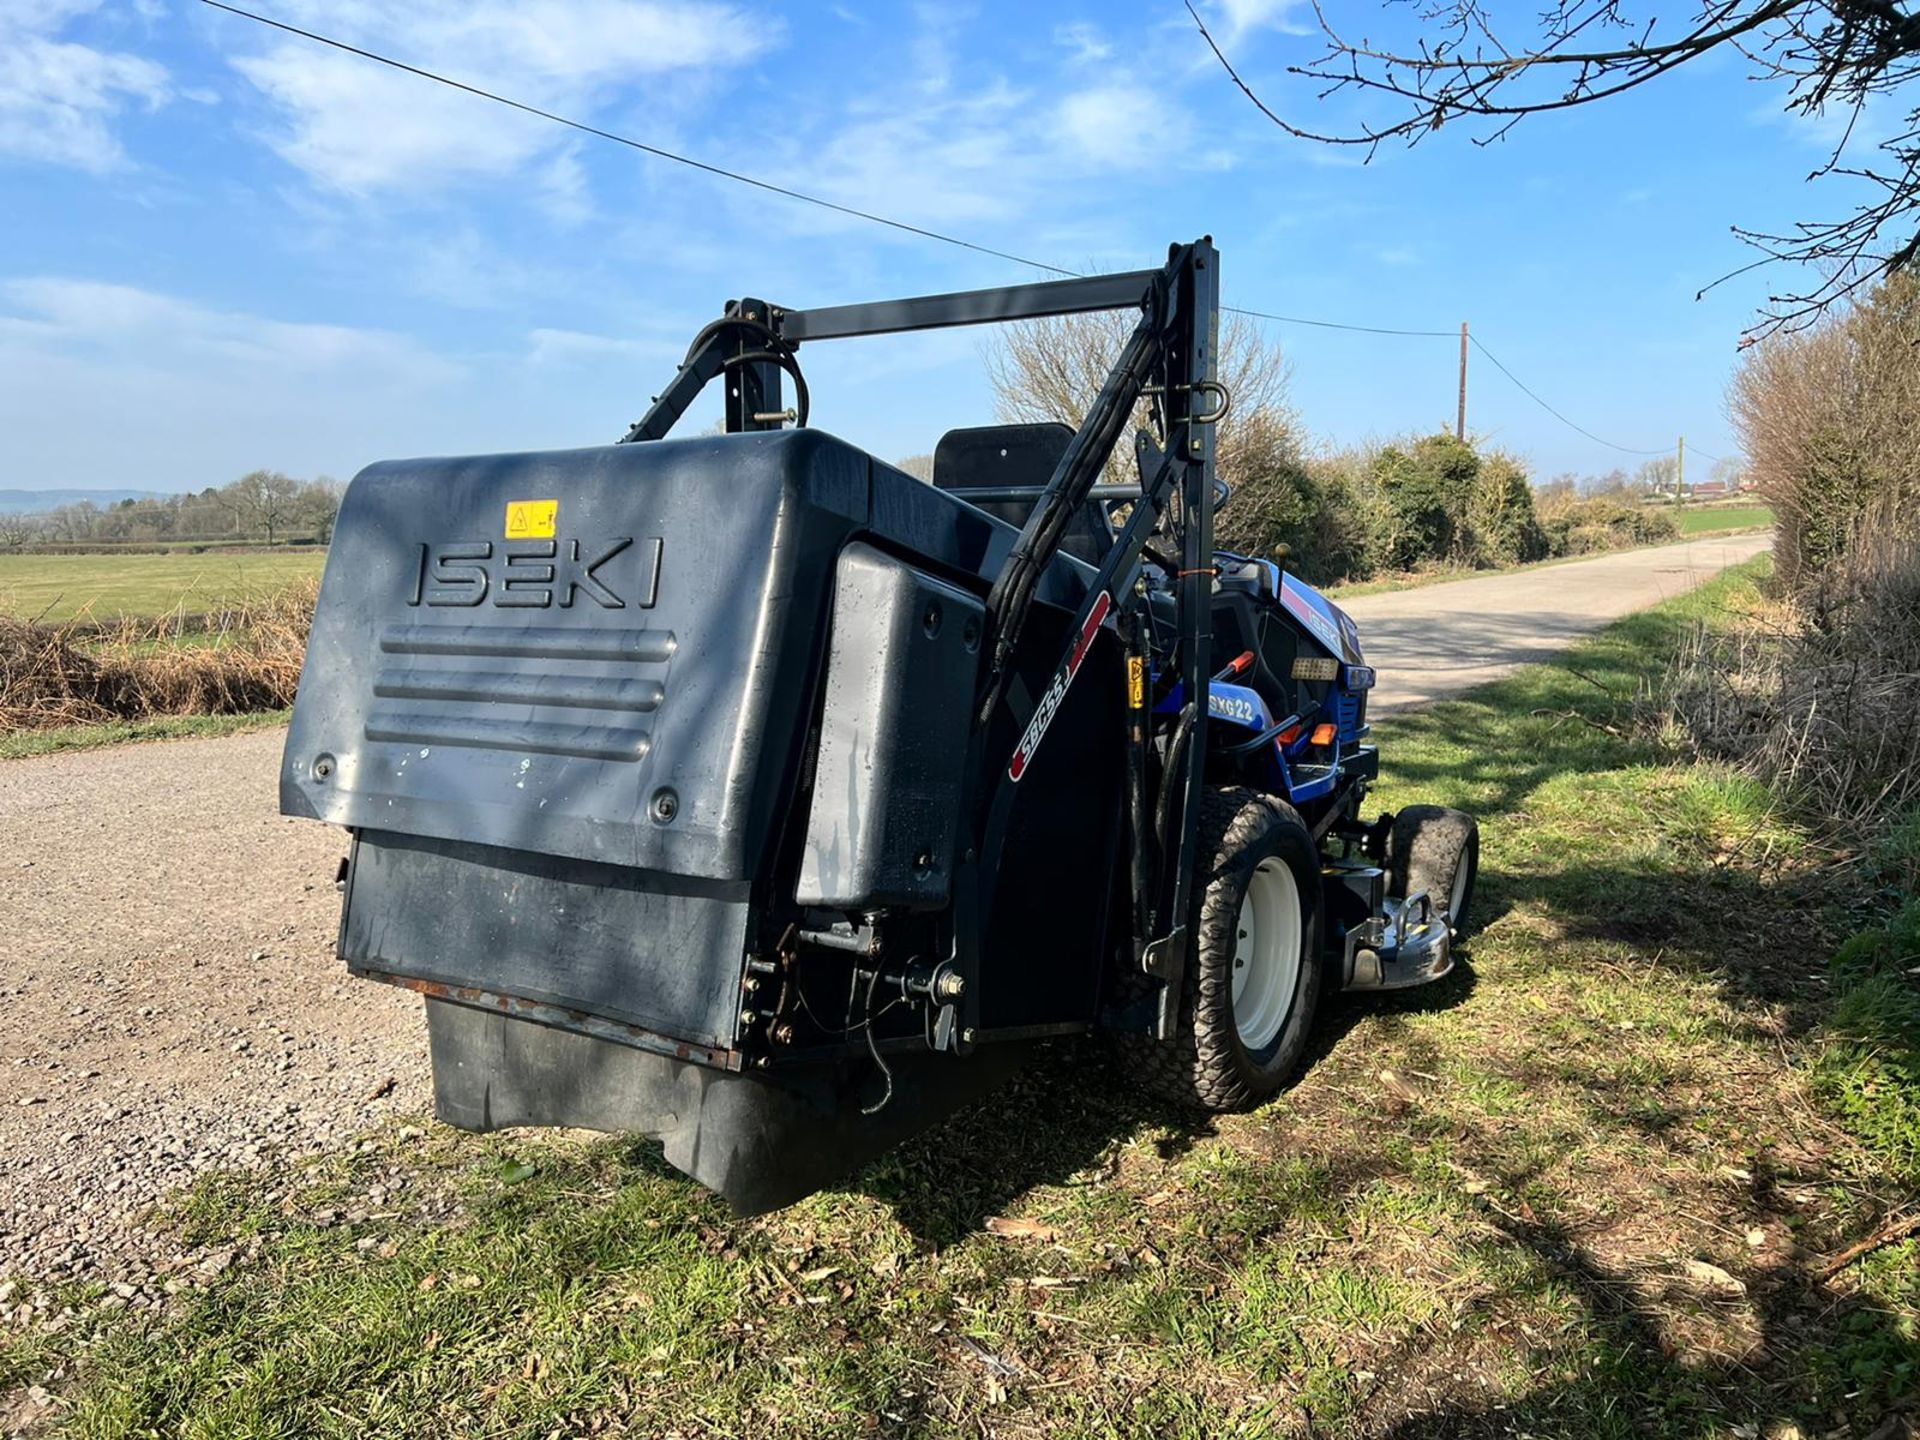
[0,729,428,1302]
[1343,532,1773,712]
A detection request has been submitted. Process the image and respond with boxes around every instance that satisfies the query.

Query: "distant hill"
[0,488,169,516]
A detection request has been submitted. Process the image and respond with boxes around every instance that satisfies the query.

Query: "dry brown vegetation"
[1659,528,1920,835]
[0,581,313,733]
[1662,276,1920,839]
[1732,274,1920,589]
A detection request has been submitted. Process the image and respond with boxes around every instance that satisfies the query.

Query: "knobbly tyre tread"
[1129,786,1323,1113]
[1386,804,1480,936]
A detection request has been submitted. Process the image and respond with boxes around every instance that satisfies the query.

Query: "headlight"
[1290,656,1339,682]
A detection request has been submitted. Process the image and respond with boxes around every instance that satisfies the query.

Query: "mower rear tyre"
[1386,805,1480,936]
[1137,787,1324,1112]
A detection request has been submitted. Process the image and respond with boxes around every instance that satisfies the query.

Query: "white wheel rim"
[1232,857,1302,1051]
[1448,852,1471,923]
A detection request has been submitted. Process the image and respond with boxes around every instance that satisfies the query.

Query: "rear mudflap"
[425,999,1034,1214]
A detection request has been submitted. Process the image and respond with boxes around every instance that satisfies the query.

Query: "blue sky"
[0,0,1848,492]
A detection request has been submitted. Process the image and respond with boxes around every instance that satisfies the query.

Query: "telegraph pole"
[1456,322,1469,441]
[1677,435,1686,502]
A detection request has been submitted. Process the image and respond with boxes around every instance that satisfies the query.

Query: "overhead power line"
[1469,335,1681,459]
[1230,307,1452,338]
[198,0,1710,464]
[197,1,1462,341]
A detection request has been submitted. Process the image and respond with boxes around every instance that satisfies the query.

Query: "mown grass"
[1670,504,1774,535]
[6,557,1916,1439]
[0,551,325,622]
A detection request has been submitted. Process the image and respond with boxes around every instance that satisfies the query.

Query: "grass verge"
[0,710,289,761]
[2,583,310,738]
[5,558,1915,1439]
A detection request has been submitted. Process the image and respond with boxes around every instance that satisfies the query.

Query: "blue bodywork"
[1157,556,1377,808]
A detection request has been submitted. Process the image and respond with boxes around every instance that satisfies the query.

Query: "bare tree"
[230,469,303,545]
[1186,1,1920,332]
[1709,453,1748,487]
[1636,455,1682,497]
[298,476,345,544]
[986,306,1311,557]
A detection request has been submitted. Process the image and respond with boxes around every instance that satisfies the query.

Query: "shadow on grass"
[1375,1208,1920,1440]
[1491,857,1833,1023]
[850,957,1477,1246]
[855,1013,1918,1437]
[851,562,1917,1430]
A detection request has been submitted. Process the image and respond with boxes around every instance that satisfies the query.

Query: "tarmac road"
[1338,533,1773,713]
[0,532,1768,1290]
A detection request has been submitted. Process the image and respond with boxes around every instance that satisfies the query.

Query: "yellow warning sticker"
[504,499,558,539]
[1127,655,1146,709]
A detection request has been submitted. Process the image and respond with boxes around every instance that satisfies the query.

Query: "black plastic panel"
[342,830,750,1049]
[796,544,982,910]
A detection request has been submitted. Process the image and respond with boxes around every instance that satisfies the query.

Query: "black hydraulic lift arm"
[613,241,1225,1039]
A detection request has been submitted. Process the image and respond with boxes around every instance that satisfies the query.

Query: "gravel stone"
[0,730,430,1292]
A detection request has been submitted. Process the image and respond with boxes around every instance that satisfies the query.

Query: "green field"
[0,550,325,621]
[7,557,1916,1438]
[1670,503,1772,535]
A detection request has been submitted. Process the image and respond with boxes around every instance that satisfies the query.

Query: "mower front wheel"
[1140,787,1324,1112]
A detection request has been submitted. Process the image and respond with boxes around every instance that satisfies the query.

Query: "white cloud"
[526,326,674,366]
[1,277,459,380]
[0,2,169,172]
[0,277,466,489]
[1054,21,1112,65]
[537,145,593,226]
[796,81,1036,228]
[774,11,1182,241]
[225,0,780,196]
[1211,0,1312,46]
[397,229,569,310]
[1056,85,1167,170]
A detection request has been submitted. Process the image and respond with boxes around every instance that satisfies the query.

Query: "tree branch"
[1186,0,1920,336]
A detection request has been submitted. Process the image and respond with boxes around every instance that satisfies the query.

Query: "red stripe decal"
[1007,588,1114,783]
[1070,591,1112,671]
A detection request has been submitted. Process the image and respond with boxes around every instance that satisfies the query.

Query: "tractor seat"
[932,423,1115,567]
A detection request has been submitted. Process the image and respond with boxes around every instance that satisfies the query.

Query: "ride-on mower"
[282,239,1479,1212]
